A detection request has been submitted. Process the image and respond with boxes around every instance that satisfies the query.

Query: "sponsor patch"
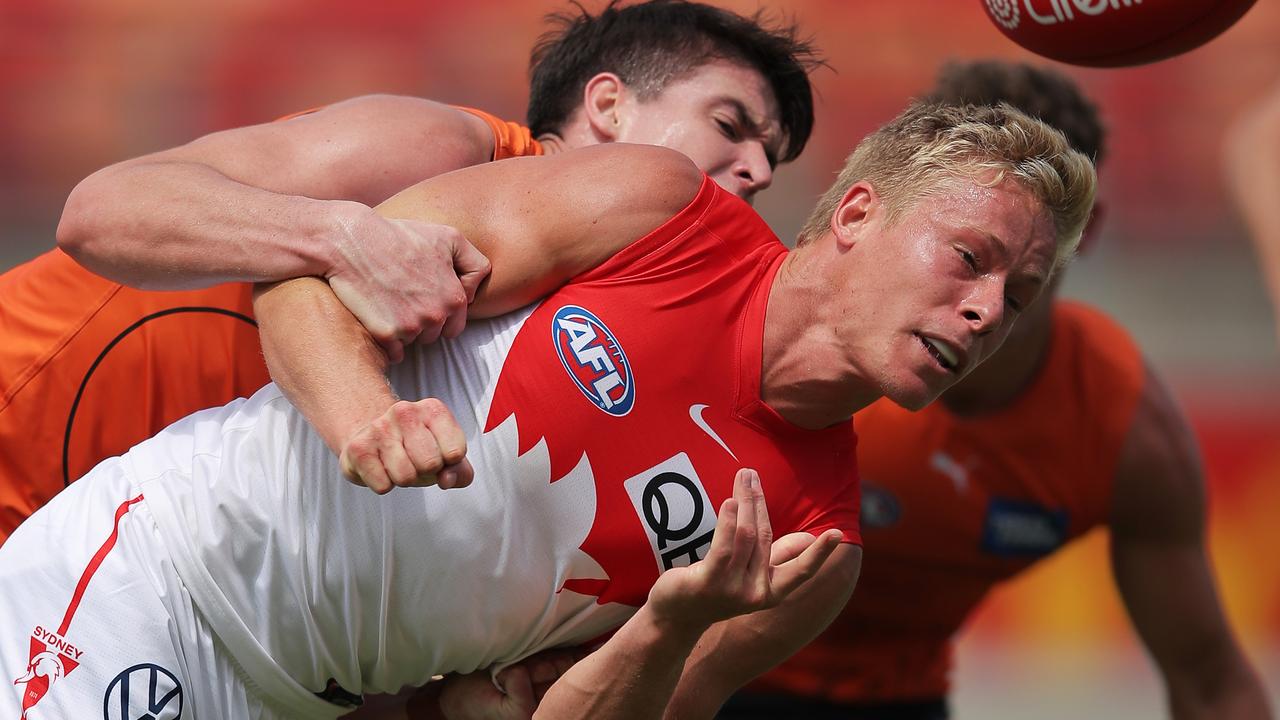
[551,305,635,416]
[623,453,717,572]
[859,482,902,529]
[103,663,183,720]
[980,498,1068,557]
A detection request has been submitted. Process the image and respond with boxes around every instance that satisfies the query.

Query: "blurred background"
[1,0,1276,716]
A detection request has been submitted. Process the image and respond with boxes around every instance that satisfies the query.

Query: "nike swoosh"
[689,404,738,460]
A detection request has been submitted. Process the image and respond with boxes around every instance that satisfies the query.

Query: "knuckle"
[446,288,467,310]
[391,401,420,424]
[419,398,448,418]
[419,306,447,326]
[398,317,425,337]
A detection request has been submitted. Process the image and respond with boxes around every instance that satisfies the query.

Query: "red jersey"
[0,108,540,540]
[750,301,1146,703]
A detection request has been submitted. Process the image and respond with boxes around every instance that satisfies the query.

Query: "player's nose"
[959,278,1006,336]
[733,144,774,201]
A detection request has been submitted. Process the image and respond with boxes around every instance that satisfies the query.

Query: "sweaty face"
[614,59,784,203]
[842,177,1058,411]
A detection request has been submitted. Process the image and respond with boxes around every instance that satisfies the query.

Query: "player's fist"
[339,398,473,494]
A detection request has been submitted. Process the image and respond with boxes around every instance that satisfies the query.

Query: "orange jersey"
[749,301,1147,703]
[0,109,542,540]
[0,250,268,536]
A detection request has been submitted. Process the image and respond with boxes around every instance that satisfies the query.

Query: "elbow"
[56,177,106,262]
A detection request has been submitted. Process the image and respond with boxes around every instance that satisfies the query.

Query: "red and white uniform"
[0,176,860,718]
[745,302,1145,707]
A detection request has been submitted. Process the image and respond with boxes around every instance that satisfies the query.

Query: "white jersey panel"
[133,305,634,698]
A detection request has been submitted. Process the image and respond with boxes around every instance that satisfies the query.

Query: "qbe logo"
[552,305,635,416]
[624,453,717,572]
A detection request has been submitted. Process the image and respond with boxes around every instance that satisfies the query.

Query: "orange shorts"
[0,250,269,539]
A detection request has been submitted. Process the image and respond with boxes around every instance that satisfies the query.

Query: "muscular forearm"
[255,277,395,453]
[534,607,705,720]
[56,95,497,294]
[58,159,365,289]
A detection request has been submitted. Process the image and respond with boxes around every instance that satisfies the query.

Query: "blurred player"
[1225,74,1280,343]
[723,60,1272,720]
[0,101,1093,718]
[0,0,819,538]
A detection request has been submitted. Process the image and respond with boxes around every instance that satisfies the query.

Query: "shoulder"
[548,143,705,218]
[1110,362,1204,540]
[1052,300,1147,433]
[1054,301,1144,370]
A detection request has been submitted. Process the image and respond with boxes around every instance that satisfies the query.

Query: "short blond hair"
[797,101,1096,268]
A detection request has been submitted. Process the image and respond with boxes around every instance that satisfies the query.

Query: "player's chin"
[882,370,948,412]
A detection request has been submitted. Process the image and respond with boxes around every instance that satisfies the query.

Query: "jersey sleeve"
[799,471,863,547]
[452,106,544,161]
[789,436,862,547]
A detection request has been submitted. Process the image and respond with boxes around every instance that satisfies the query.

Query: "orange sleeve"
[453,106,544,160]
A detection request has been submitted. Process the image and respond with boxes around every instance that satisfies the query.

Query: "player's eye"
[715,118,740,140]
[957,247,979,271]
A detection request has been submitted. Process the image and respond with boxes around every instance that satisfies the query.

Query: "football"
[980,0,1257,67]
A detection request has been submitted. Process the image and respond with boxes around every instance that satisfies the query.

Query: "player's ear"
[831,182,876,250]
[582,72,626,142]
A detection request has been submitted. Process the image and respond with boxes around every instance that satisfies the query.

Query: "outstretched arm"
[1224,77,1280,342]
[1109,365,1271,719]
[254,144,703,492]
[58,95,493,352]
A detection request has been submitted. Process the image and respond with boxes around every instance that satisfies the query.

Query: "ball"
[981,0,1257,67]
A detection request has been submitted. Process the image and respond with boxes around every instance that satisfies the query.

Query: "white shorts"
[0,458,320,720]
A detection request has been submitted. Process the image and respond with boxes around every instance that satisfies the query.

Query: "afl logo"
[552,305,635,416]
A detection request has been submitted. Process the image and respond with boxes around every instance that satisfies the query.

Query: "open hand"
[646,468,843,633]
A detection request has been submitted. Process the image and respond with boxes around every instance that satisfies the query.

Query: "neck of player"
[758,250,878,429]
